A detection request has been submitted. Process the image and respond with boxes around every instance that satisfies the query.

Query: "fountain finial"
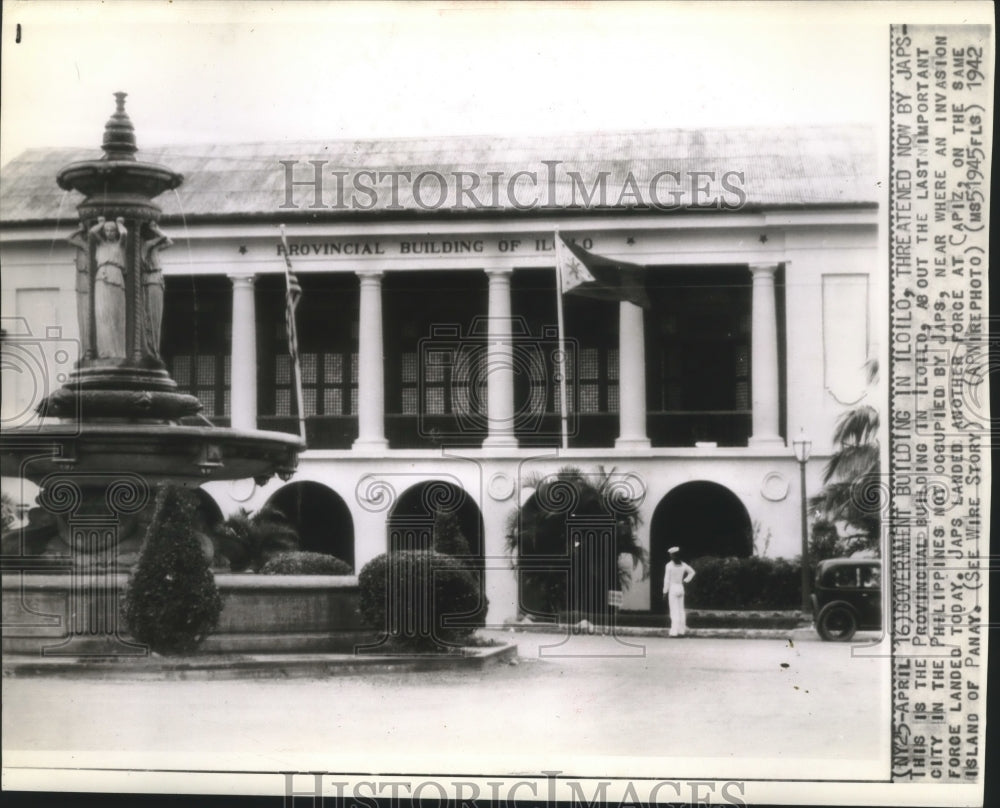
[101,91,137,161]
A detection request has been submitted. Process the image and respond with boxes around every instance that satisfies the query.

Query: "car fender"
[817,600,859,621]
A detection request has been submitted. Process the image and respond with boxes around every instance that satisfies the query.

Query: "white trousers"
[667,589,687,636]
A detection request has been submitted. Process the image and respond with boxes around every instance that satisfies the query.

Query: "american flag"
[279,225,306,441]
[279,226,302,364]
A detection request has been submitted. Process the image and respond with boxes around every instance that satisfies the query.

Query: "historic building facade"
[0,126,879,621]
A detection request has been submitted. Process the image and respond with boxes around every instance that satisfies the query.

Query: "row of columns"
[226,262,785,448]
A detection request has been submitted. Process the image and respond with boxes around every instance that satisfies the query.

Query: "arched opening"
[130,488,223,548]
[513,480,630,623]
[387,481,485,623]
[649,481,752,611]
[192,489,225,533]
[120,488,226,568]
[266,482,355,569]
[387,481,482,559]
[190,489,227,570]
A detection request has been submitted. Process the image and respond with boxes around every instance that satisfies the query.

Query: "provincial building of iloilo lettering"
[0,125,879,622]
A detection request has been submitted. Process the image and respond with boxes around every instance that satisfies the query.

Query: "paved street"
[3,632,889,782]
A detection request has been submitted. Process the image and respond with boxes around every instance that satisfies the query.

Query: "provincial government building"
[0,125,879,621]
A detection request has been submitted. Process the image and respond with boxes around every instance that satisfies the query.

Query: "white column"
[482,268,517,448]
[228,273,257,430]
[615,300,650,449]
[353,270,388,450]
[481,485,520,625]
[749,263,784,446]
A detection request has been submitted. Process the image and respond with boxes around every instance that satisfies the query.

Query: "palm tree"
[215,505,300,572]
[809,360,882,554]
[505,466,647,621]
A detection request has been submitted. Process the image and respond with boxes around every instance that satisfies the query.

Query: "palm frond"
[505,465,648,617]
[823,443,880,484]
[832,405,880,447]
[216,505,300,572]
[864,358,880,385]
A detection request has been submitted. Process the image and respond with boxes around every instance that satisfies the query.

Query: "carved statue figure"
[140,221,172,358]
[67,224,92,352]
[89,217,128,359]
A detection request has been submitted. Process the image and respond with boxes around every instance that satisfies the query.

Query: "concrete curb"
[503,623,820,641]
[1,642,518,680]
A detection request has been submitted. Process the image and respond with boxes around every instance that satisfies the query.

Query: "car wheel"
[817,604,858,641]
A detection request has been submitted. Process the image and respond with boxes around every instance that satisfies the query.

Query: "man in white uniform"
[662,546,696,636]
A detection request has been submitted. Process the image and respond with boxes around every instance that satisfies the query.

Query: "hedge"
[358,550,484,650]
[682,555,802,610]
[259,551,353,575]
[122,485,223,654]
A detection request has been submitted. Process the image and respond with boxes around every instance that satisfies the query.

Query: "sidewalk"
[1,641,517,680]
[504,608,819,641]
[1,613,843,680]
[504,621,821,641]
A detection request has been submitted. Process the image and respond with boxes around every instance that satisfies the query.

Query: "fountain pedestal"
[0,93,305,657]
[45,91,196,421]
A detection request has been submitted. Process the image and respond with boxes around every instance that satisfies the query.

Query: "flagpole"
[553,229,569,450]
[279,224,307,443]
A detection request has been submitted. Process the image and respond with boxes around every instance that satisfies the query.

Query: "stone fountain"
[0,93,304,654]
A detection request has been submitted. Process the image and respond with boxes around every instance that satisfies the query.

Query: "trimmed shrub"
[683,555,801,610]
[122,485,223,655]
[432,511,472,560]
[431,510,487,629]
[260,551,352,575]
[358,550,484,651]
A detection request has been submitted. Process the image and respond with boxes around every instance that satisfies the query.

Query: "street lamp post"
[793,432,813,617]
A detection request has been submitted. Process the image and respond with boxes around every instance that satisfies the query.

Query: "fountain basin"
[1,424,303,486]
[57,159,183,198]
[57,159,183,221]
[2,573,368,655]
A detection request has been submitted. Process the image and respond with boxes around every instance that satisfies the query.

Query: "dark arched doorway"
[513,481,629,623]
[387,481,483,559]
[266,482,355,569]
[387,481,486,623]
[129,489,224,557]
[192,489,225,533]
[649,481,752,611]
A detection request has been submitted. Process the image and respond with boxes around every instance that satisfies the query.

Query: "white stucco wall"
[1,207,879,621]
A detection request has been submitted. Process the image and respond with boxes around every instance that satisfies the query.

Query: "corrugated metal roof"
[0,125,876,224]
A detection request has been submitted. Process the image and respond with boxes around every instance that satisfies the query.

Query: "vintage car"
[811,558,882,641]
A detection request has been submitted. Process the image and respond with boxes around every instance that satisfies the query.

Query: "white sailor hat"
[668,546,680,554]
